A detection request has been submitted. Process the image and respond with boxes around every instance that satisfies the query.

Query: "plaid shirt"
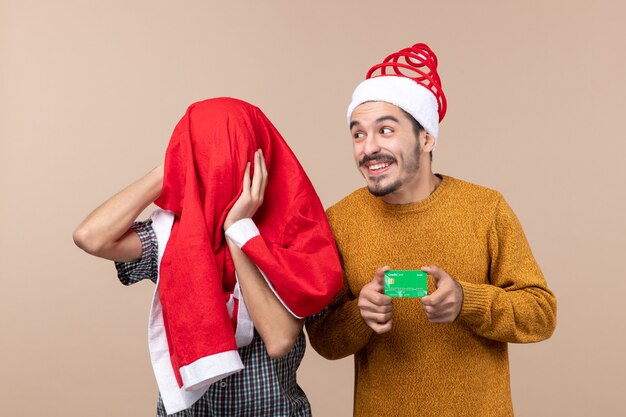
[116,219,314,417]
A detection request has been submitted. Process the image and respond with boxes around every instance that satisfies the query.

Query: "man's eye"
[380,127,393,134]
[353,132,365,139]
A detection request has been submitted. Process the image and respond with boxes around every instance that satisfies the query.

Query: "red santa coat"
[148,97,342,414]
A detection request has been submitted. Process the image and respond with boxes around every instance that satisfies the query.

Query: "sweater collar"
[370,174,451,214]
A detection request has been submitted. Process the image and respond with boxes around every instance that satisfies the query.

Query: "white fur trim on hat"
[347,76,440,139]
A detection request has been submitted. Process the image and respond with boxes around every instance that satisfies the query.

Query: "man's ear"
[421,131,436,153]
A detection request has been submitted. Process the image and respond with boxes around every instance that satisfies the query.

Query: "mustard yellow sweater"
[306,175,556,417]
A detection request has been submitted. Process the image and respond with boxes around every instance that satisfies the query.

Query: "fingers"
[422,298,457,318]
[368,319,393,334]
[359,269,393,334]
[360,308,393,324]
[362,267,391,309]
[358,291,393,313]
[360,307,393,334]
[422,289,444,306]
[421,265,449,305]
[259,149,268,198]
[423,311,452,323]
[421,265,443,286]
[242,161,251,195]
[250,149,268,203]
[420,265,463,323]
[223,150,267,231]
[250,150,264,201]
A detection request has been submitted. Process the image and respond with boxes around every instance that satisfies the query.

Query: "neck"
[381,169,441,205]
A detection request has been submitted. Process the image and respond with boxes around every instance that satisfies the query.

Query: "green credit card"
[384,270,428,298]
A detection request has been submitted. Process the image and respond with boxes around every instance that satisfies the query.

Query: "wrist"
[223,220,235,231]
[224,218,259,248]
[223,217,241,231]
[147,165,164,200]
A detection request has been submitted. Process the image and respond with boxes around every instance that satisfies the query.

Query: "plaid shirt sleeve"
[114,219,158,285]
[306,307,327,322]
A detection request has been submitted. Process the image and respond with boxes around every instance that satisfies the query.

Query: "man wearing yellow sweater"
[306,43,557,417]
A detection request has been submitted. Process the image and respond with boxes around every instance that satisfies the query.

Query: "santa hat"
[347,43,447,139]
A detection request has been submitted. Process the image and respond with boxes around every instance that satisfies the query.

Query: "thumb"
[372,266,390,291]
[421,265,444,288]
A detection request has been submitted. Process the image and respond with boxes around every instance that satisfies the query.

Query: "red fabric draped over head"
[153,97,342,387]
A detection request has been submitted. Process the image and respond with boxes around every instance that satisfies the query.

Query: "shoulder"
[324,188,377,241]
[326,188,372,224]
[443,175,504,208]
[437,176,510,228]
[444,175,502,199]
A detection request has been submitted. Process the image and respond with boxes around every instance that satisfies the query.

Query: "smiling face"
[350,101,435,203]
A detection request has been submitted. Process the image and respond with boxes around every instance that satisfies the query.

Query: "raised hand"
[224,149,268,230]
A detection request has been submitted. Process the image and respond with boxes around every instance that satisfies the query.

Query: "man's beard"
[362,141,421,198]
[367,177,402,197]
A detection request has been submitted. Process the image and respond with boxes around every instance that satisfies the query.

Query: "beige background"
[1,0,625,416]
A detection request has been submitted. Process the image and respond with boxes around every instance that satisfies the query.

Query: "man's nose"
[363,134,381,156]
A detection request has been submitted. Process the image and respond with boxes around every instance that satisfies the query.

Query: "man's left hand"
[420,265,463,323]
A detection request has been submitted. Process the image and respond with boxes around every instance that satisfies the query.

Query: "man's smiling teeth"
[369,162,391,171]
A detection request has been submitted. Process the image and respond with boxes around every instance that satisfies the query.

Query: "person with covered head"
[73,97,342,416]
[305,43,557,417]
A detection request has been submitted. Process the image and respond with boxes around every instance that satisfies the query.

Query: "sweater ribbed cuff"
[343,298,375,342]
[458,281,492,324]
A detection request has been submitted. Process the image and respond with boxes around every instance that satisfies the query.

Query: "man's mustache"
[359,154,397,167]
